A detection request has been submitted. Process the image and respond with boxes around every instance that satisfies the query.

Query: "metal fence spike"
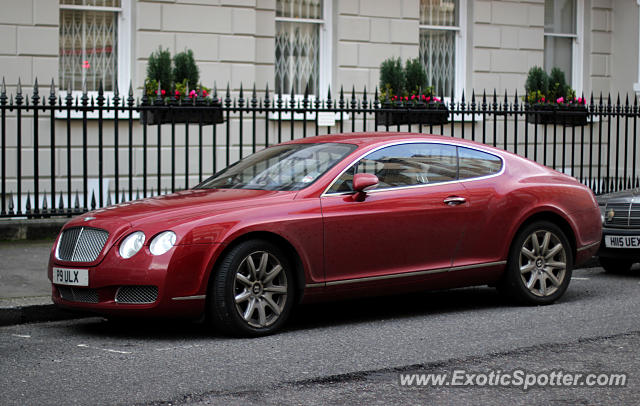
[58,193,64,211]
[8,192,14,215]
[91,190,96,210]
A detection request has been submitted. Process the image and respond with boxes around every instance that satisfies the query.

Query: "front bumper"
[597,226,640,260]
[48,242,222,318]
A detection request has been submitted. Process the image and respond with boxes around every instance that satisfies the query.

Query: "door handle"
[443,196,466,206]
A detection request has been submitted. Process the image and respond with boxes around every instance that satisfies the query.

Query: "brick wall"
[135,0,274,92]
[335,0,419,95]
[0,0,58,91]
[471,0,544,95]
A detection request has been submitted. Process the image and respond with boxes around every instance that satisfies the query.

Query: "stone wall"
[0,0,58,91]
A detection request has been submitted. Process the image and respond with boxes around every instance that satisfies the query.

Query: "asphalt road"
[1,266,640,406]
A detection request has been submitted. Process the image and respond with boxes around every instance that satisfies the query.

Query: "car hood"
[596,188,640,204]
[66,188,295,230]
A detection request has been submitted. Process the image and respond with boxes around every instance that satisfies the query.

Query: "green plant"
[146,47,172,96]
[524,66,585,106]
[525,66,549,98]
[547,67,569,103]
[404,58,428,95]
[173,49,199,91]
[379,57,405,99]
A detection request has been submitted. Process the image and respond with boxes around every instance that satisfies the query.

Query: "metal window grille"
[59,0,121,92]
[419,0,458,98]
[275,0,322,95]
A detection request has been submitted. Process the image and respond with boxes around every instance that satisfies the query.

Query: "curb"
[0,304,88,327]
[0,218,68,241]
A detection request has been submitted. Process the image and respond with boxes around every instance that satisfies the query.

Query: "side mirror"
[352,173,379,193]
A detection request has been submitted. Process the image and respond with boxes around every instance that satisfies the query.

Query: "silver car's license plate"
[53,267,89,286]
[604,235,640,248]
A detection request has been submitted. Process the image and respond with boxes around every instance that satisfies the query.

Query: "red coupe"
[48,133,601,336]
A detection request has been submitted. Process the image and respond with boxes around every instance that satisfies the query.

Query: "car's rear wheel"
[501,221,573,305]
[209,240,294,336]
[599,257,635,274]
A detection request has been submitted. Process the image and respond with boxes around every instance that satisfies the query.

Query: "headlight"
[119,231,145,259]
[149,231,176,256]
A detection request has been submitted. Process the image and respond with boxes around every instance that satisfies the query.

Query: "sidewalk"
[0,239,84,326]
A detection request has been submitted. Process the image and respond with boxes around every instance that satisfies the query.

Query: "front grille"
[605,202,632,227]
[115,286,158,304]
[631,202,640,227]
[57,286,99,303]
[57,227,109,262]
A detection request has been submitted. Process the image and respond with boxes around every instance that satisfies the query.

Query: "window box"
[140,100,224,125]
[526,104,588,126]
[375,101,450,126]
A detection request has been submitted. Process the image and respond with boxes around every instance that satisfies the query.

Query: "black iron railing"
[1,78,639,219]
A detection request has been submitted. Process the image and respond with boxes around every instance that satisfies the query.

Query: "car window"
[458,147,502,179]
[327,143,458,193]
[197,143,357,191]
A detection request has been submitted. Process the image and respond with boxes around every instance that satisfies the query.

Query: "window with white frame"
[275,0,330,96]
[544,0,583,92]
[59,0,130,93]
[419,0,466,99]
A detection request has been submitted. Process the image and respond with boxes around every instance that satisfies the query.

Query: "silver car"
[597,188,640,272]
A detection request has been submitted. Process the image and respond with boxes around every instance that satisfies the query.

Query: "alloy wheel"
[233,251,288,328]
[519,230,567,297]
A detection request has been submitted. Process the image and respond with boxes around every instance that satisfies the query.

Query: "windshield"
[196,143,357,191]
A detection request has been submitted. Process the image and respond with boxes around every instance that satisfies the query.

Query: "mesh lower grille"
[57,227,109,262]
[57,286,99,303]
[115,286,158,304]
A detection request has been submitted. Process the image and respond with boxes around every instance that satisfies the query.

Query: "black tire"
[599,257,635,274]
[500,221,573,305]
[208,240,295,337]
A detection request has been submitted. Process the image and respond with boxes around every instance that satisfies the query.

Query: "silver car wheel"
[519,230,567,297]
[233,251,288,328]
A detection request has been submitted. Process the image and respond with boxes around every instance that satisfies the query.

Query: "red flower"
[203,90,208,97]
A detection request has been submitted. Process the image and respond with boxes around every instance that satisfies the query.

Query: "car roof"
[282,132,454,147]
[282,132,508,156]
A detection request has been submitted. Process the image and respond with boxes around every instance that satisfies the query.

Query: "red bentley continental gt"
[48,133,601,336]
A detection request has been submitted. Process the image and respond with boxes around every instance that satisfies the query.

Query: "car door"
[320,142,469,283]
[452,146,507,268]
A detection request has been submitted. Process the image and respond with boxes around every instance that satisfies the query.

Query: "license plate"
[604,235,640,248]
[53,267,89,286]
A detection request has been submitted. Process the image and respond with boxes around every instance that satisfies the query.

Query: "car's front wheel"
[209,240,295,336]
[501,221,573,305]
[599,257,635,274]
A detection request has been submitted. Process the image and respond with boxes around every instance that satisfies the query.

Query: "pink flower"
[541,97,546,103]
[577,97,584,104]
[426,96,431,102]
[411,95,415,100]
[556,97,564,103]
[203,90,208,97]
[189,90,197,98]
[404,96,408,101]
[433,97,441,102]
